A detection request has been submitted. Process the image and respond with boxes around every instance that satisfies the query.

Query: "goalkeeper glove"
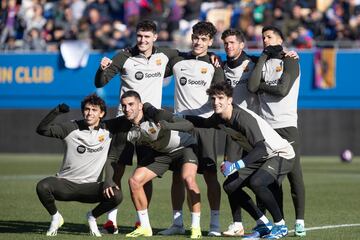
[221,160,245,177]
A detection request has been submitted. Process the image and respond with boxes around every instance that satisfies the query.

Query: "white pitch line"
[288,223,360,233]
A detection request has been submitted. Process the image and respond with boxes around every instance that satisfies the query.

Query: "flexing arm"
[258,57,299,96]
[36,104,73,138]
[94,51,128,88]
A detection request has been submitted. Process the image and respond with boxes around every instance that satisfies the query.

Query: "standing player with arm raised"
[94,20,179,233]
[35,94,123,237]
[158,21,224,237]
[248,25,306,237]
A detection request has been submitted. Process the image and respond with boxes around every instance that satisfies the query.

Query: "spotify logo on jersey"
[77,145,86,154]
[180,77,187,86]
[135,71,144,80]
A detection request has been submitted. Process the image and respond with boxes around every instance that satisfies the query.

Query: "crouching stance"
[185,83,295,239]
[36,94,123,236]
[115,91,202,238]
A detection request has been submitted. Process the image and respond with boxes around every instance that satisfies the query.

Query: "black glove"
[159,120,169,130]
[263,45,283,57]
[57,103,70,113]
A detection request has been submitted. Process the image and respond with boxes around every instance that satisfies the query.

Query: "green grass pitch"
[0,154,359,239]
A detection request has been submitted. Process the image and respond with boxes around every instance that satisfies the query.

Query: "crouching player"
[35,94,123,236]
[185,82,295,239]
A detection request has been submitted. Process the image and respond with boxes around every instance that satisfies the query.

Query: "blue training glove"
[221,160,245,177]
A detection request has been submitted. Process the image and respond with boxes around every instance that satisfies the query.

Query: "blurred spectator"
[42,18,55,43]
[124,0,140,27]
[2,35,22,51]
[92,21,112,50]
[252,0,269,25]
[282,4,305,38]
[0,0,19,44]
[1,0,360,51]
[349,13,360,39]
[109,28,130,50]
[77,17,91,41]
[288,25,313,49]
[71,0,86,21]
[304,9,325,40]
[23,27,46,51]
[83,0,121,22]
[24,4,46,36]
[87,7,103,35]
[56,6,78,40]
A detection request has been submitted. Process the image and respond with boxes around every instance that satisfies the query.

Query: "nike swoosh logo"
[268,165,275,170]
[180,68,187,71]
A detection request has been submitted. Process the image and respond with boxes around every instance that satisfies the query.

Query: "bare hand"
[285,50,299,59]
[103,186,119,199]
[210,54,221,68]
[100,57,112,70]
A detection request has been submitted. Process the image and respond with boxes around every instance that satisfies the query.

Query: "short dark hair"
[81,93,107,117]
[121,90,142,102]
[221,28,245,43]
[136,20,157,33]
[192,21,217,39]
[262,25,284,40]
[206,82,233,98]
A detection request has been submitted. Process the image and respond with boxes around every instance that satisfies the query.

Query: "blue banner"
[1,50,360,109]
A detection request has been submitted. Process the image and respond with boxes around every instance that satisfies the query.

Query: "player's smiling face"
[223,35,244,59]
[211,93,233,117]
[83,104,105,128]
[191,34,213,57]
[136,30,157,57]
[121,96,143,124]
[262,30,283,47]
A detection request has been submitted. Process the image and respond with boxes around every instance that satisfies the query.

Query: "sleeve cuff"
[236,159,245,169]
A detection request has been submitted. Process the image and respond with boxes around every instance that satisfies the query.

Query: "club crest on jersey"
[201,68,207,74]
[276,65,283,72]
[98,135,105,142]
[156,58,162,65]
[148,127,157,134]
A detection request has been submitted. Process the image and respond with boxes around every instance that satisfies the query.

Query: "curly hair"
[206,82,233,97]
[192,21,217,39]
[81,93,107,117]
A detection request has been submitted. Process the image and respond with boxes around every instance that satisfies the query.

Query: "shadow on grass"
[0,220,172,236]
[0,220,89,235]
